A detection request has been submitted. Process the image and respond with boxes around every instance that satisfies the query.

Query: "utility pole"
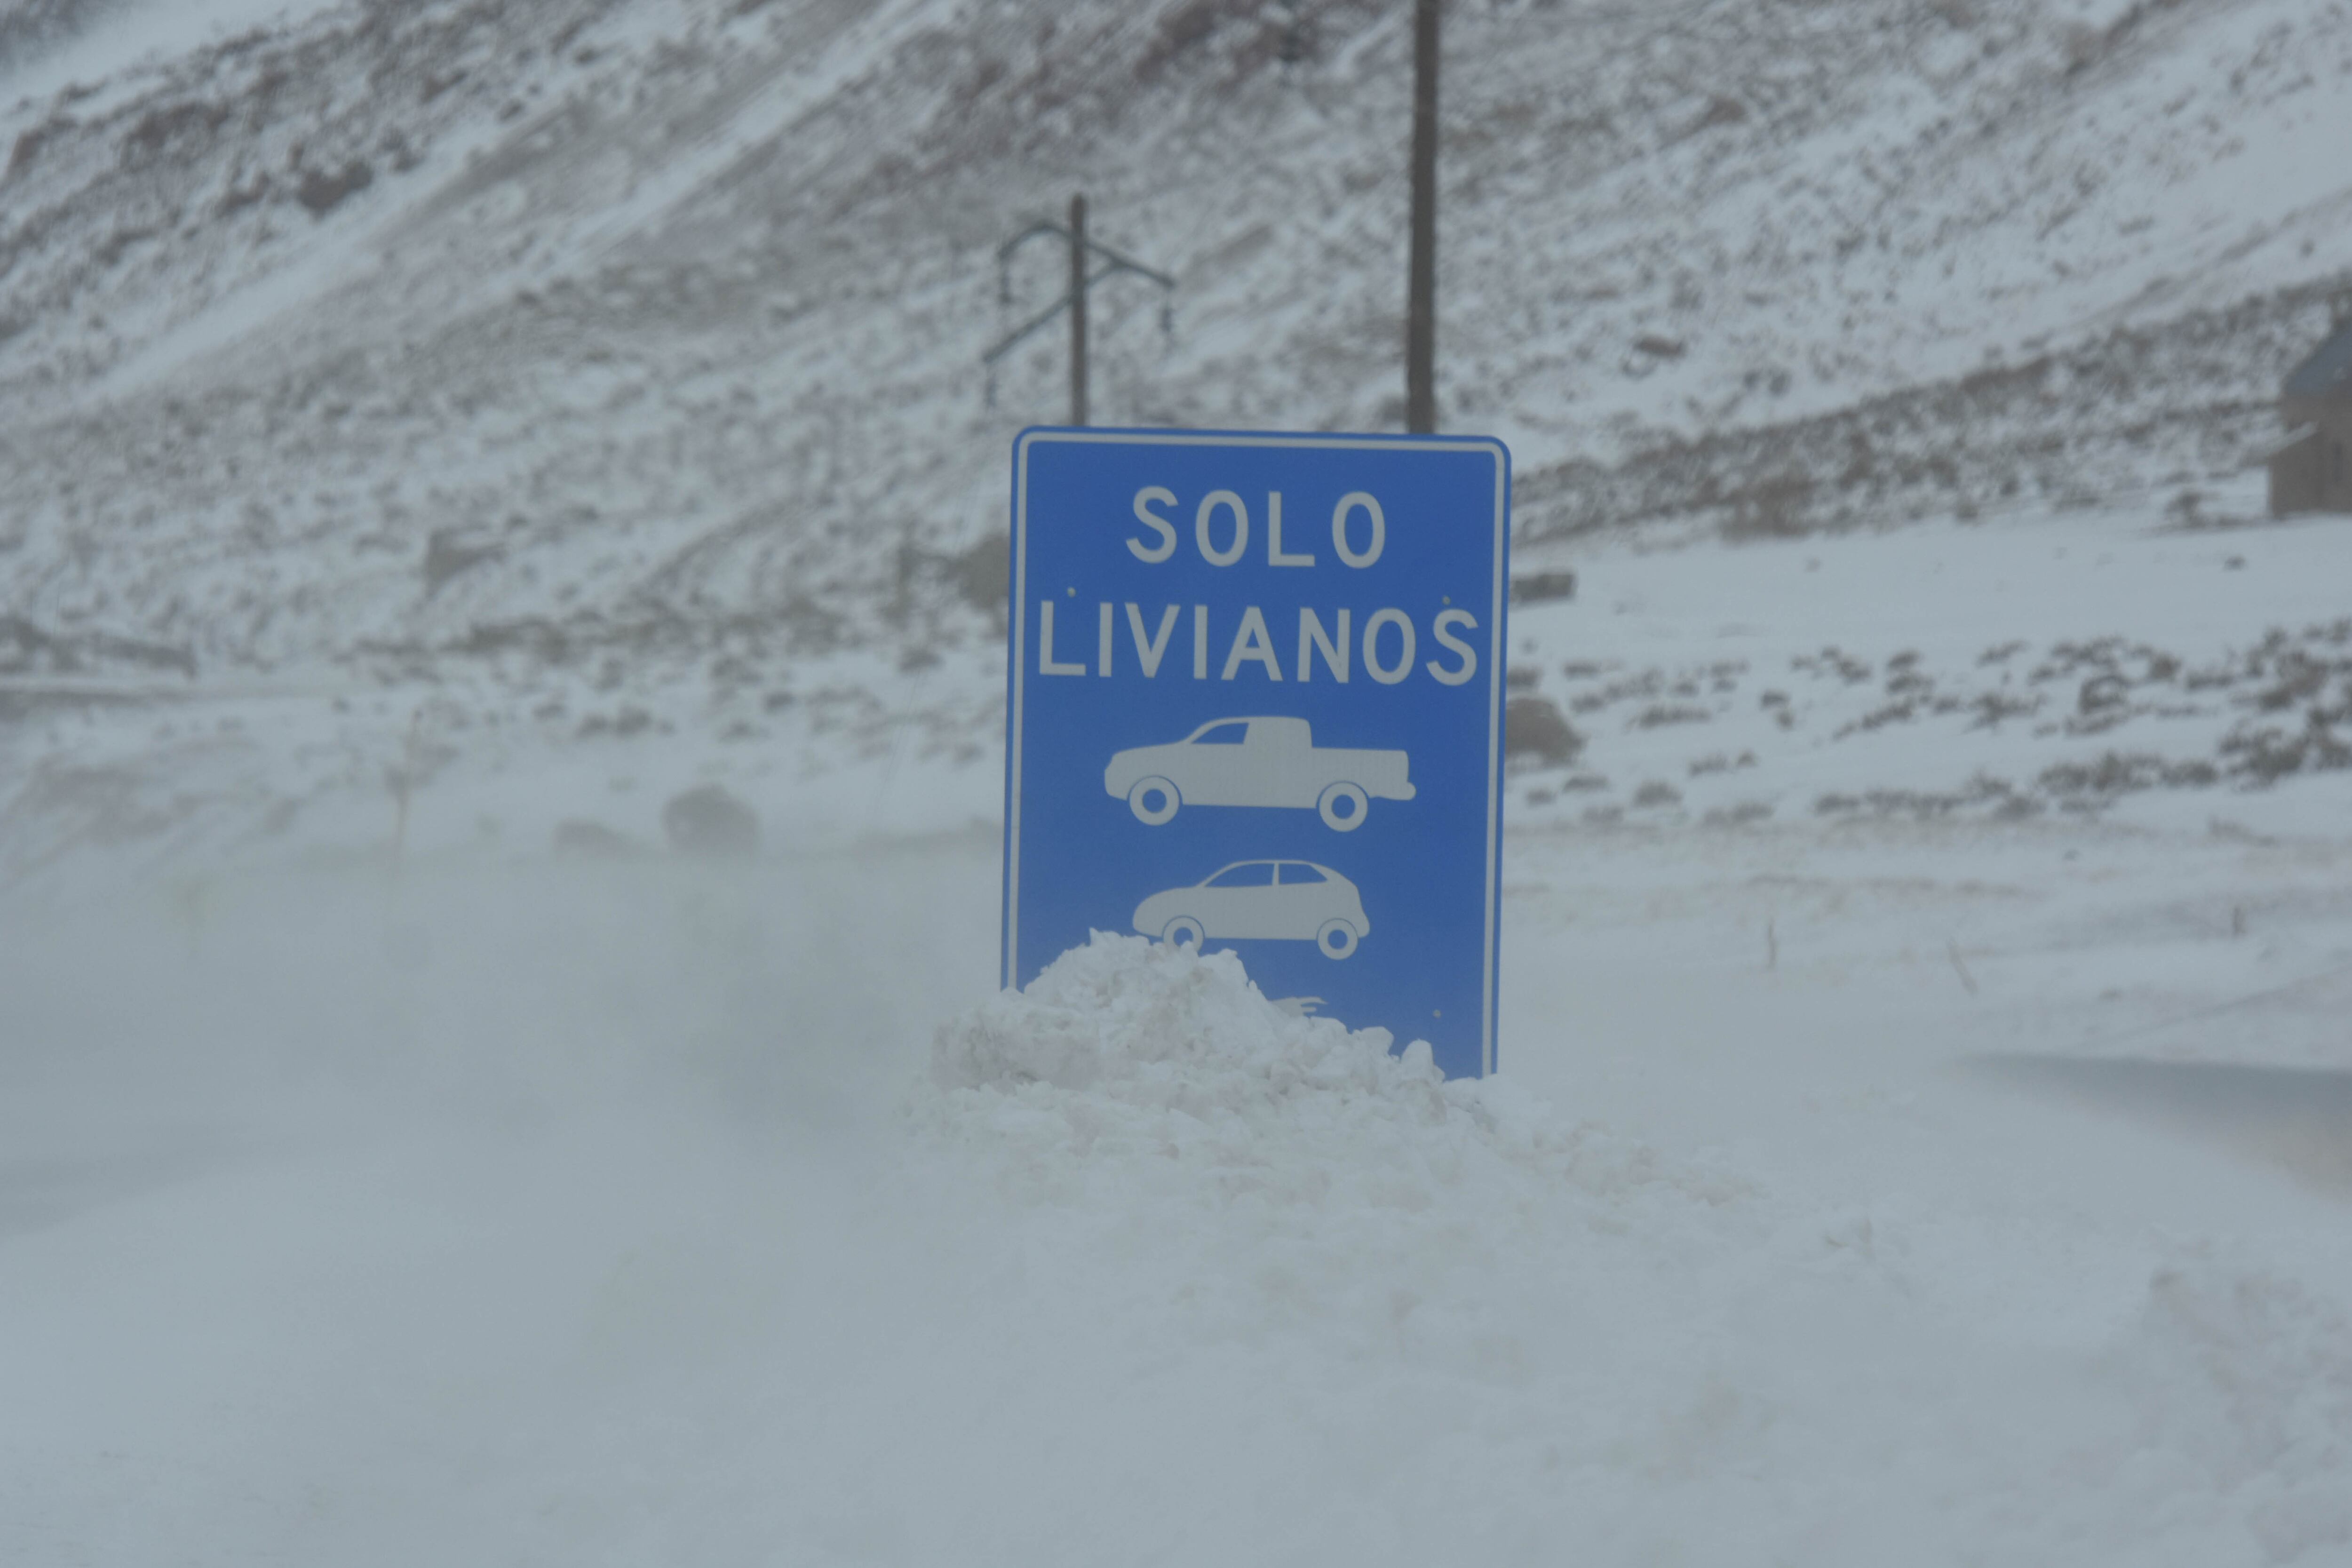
[1406,0,1440,434]
[1068,193,1089,426]
[983,200,1176,419]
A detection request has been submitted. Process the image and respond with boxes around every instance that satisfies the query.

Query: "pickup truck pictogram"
[1102,716,1415,832]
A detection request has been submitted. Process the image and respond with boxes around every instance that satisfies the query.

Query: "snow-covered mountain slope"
[1,0,2348,678]
[0,0,2350,888]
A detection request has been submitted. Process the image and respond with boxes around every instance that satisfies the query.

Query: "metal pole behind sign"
[1069,192,1089,427]
[1406,0,1439,434]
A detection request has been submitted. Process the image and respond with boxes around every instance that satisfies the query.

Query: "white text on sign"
[1036,486,1476,688]
[1037,602,1478,687]
[1126,488,1385,569]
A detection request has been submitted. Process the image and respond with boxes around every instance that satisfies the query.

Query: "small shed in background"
[2270,314,2352,517]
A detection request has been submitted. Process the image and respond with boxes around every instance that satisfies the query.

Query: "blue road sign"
[1002,428,1510,1078]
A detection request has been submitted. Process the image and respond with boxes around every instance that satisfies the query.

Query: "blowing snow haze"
[6,1,2352,1564]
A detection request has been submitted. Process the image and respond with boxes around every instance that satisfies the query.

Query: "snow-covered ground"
[6,814,2352,1564]
[8,498,2352,1565]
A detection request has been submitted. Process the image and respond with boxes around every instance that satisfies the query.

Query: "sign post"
[1001,429,1510,1078]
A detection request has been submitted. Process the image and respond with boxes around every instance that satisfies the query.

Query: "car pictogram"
[1132,859,1370,960]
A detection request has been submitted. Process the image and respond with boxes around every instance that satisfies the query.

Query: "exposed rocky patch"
[1517,279,2350,549]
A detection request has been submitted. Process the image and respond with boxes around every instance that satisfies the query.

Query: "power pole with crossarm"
[983,195,1176,425]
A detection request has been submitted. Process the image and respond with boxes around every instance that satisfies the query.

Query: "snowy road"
[6,803,2352,1566]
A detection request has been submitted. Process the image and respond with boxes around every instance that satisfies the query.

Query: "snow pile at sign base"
[923,931,1732,1313]
[934,932,1448,1099]
[926,933,1660,1206]
[919,933,1746,1461]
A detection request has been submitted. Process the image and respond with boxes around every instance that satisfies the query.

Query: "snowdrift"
[911,935,2352,1565]
[926,931,1718,1214]
[933,930,1446,1101]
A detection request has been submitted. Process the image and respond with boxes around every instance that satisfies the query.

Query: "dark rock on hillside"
[0,614,195,678]
[1505,696,1584,766]
[0,0,133,74]
[424,529,502,595]
[1511,571,1577,605]
[295,159,373,215]
[661,784,760,859]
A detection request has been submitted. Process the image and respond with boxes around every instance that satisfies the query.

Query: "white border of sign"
[1003,427,1512,1076]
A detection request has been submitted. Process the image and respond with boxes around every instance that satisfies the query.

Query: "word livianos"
[1033,487,1482,687]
